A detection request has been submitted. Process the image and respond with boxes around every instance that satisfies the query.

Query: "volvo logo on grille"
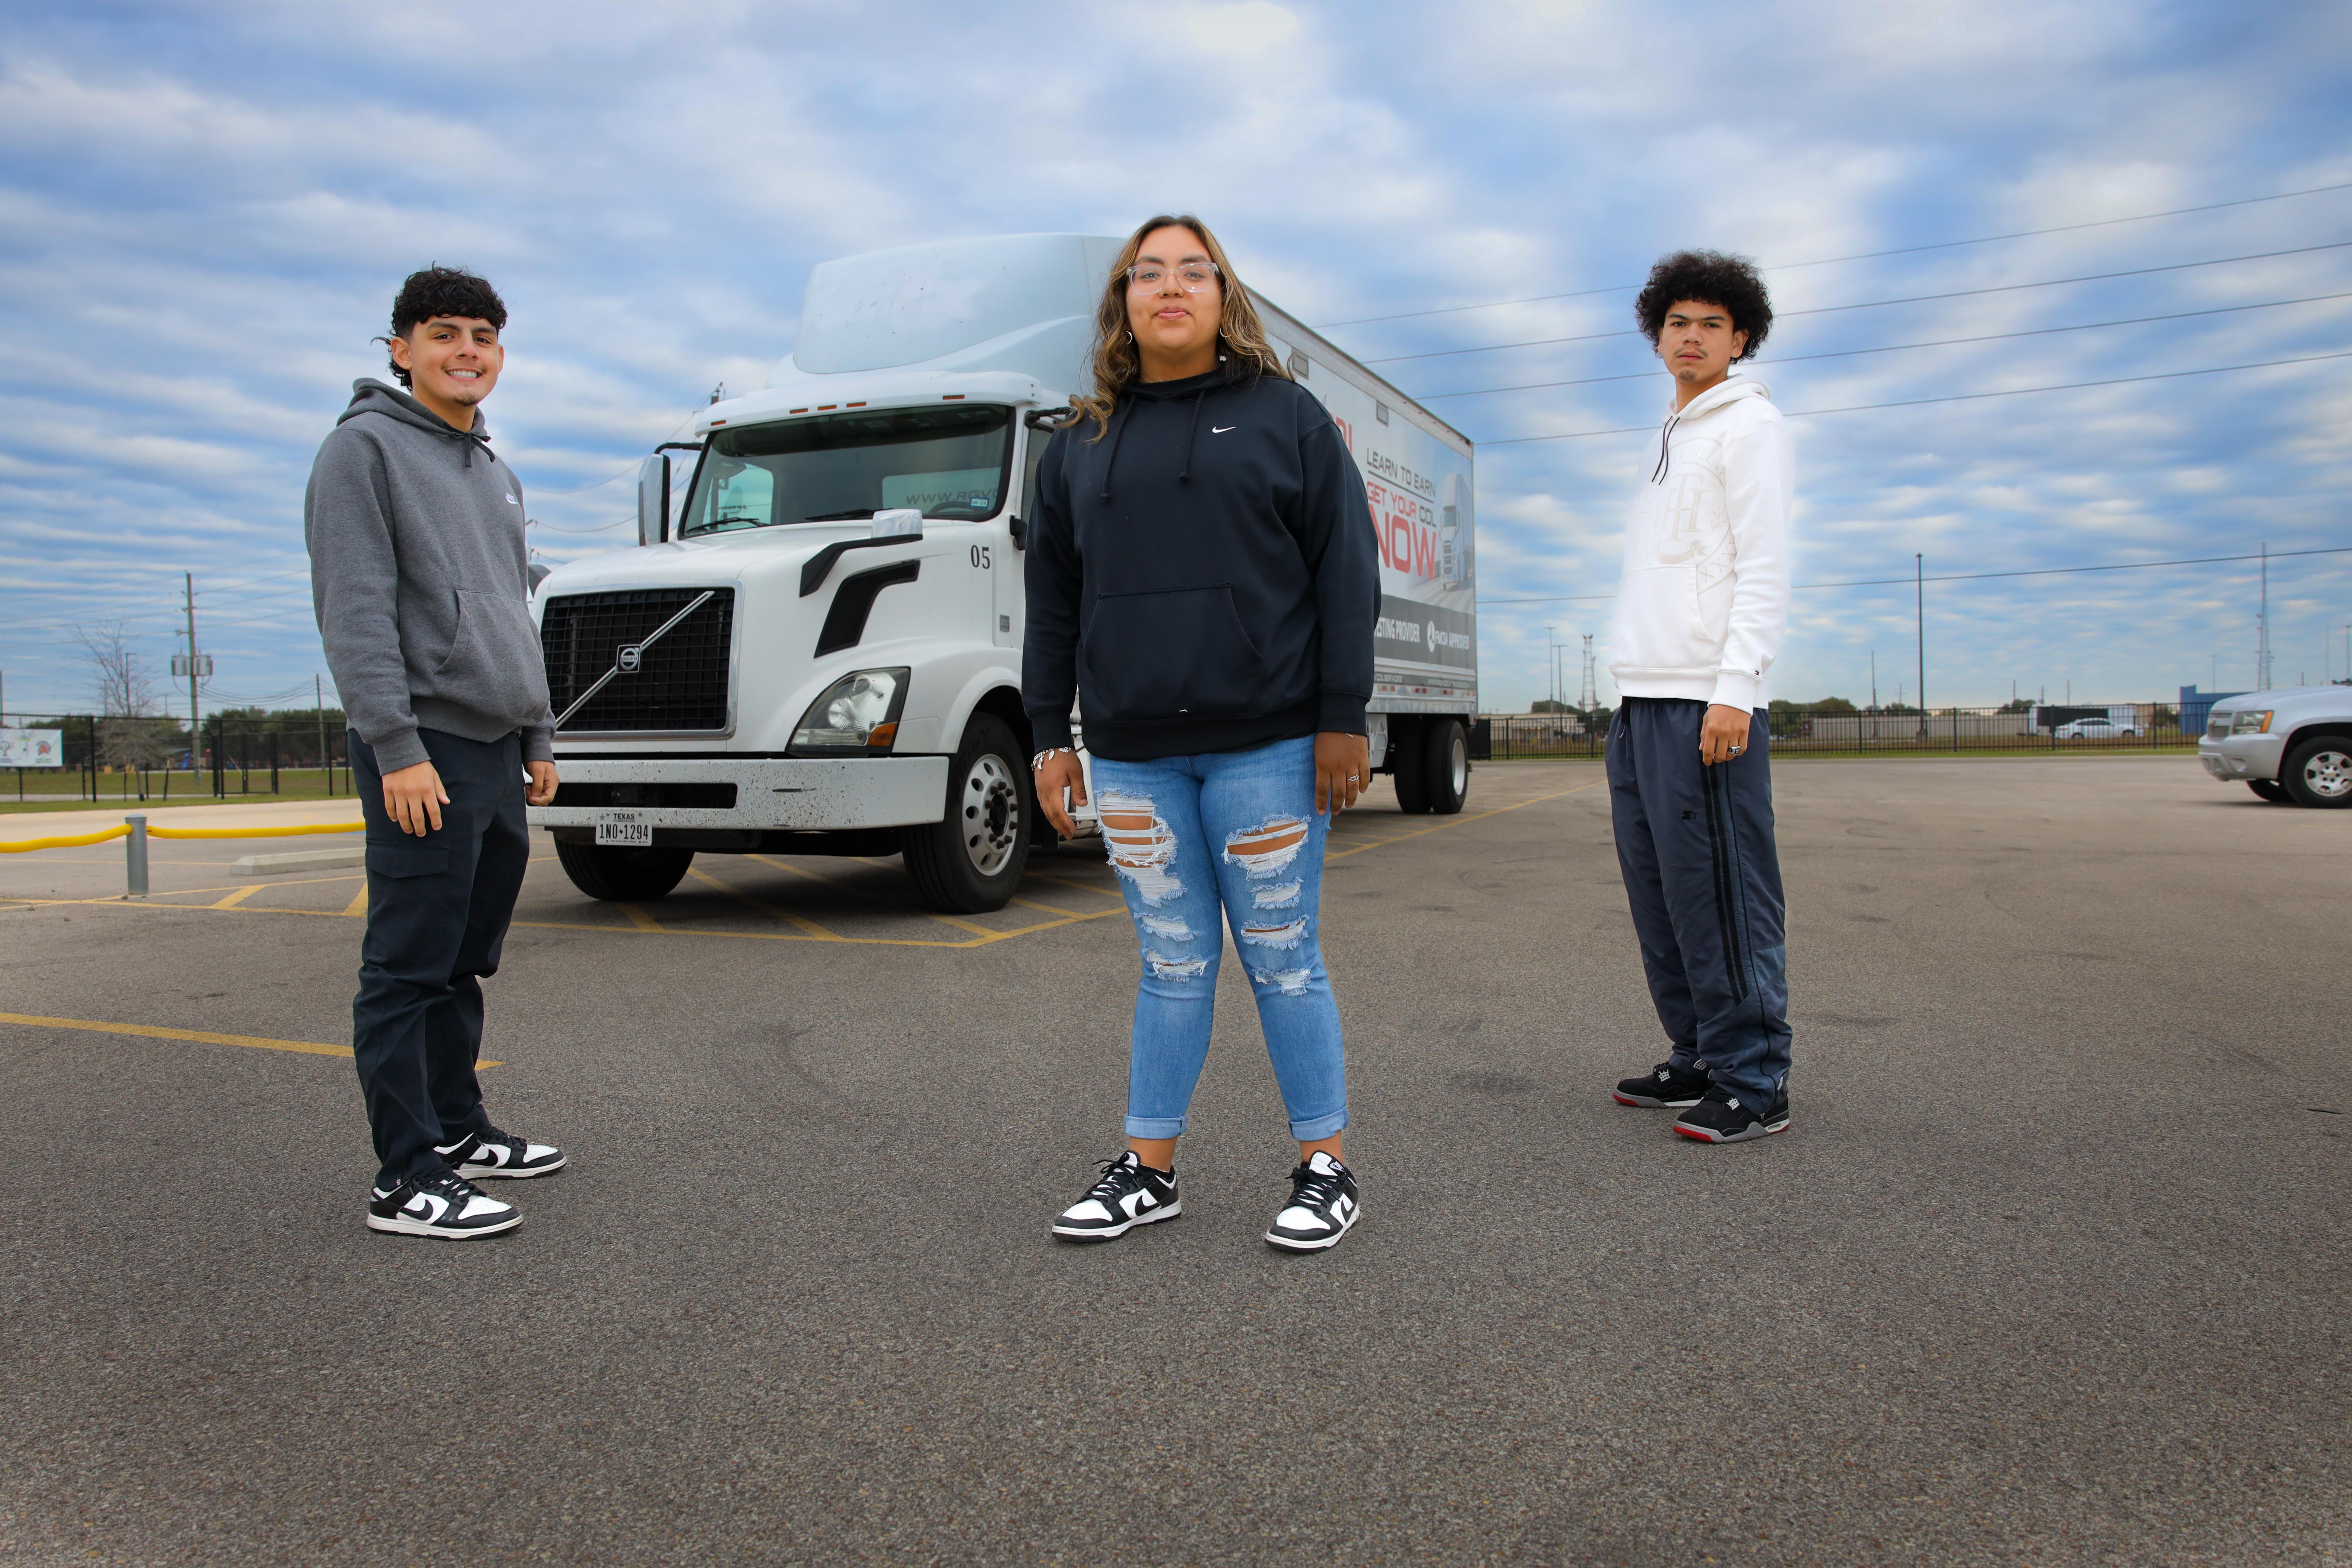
[552,589,717,732]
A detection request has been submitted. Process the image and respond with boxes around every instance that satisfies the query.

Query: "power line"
[1477,544,2352,606]
[1478,348,2352,446]
[1317,179,2352,328]
[1414,291,2352,402]
[1364,240,2352,365]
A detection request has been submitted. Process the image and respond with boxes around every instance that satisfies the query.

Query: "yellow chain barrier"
[0,825,130,853]
[0,819,364,853]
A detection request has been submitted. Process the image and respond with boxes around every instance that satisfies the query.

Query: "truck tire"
[554,839,694,901]
[2281,736,2352,808]
[1422,717,1470,814]
[1391,719,1430,813]
[903,713,1032,912]
[2248,778,2293,804]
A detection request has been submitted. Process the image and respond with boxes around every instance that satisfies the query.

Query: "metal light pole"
[1915,553,1927,740]
[315,673,329,795]
[2257,542,2271,690]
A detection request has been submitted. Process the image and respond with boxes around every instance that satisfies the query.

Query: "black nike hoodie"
[1022,363,1381,762]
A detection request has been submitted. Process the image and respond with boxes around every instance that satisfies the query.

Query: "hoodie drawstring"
[455,427,495,469]
[1098,400,1134,502]
[1177,390,1208,485]
[1650,411,1680,485]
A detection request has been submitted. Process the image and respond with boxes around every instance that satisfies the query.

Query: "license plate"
[595,812,653,847]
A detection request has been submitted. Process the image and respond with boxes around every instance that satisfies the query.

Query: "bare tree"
[77,622,171,773]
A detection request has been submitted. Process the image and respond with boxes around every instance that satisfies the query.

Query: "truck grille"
[541,587,734,733]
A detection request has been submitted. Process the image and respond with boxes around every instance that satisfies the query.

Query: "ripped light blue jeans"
[1089,734,1347,1143]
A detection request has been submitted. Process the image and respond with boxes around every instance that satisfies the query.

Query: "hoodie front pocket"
[1611,564,1713,672]
[1082,585,1272,722]
[430,591,549,715]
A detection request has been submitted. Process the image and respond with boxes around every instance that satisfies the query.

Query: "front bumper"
[530,755,949,831]
[2198,735,2286,782]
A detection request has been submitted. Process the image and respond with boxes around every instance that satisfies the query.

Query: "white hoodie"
[1605,376,1791,712]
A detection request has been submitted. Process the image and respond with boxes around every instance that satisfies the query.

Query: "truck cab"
[529,233,1479,912]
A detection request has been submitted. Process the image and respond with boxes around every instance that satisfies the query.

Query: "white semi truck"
[528,234,1478,913]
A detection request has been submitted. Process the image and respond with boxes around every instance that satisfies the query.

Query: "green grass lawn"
[0,767,365,815]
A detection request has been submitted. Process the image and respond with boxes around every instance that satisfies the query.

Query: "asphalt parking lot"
[3,756,2346,1566]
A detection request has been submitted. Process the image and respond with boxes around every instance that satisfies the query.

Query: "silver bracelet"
[1031,746,1075,772]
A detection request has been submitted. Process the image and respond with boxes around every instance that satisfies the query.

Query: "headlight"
[789,668,909,755]
[2232,709,2275,735]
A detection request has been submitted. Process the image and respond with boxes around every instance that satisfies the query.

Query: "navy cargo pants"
[349,728,529,1189]
[1605,698,1792,1107]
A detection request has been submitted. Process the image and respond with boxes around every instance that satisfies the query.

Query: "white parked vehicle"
[527,234,1479,912]
[2052,717,2138,740]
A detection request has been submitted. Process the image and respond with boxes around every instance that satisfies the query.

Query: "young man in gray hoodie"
[307,267,565,1239]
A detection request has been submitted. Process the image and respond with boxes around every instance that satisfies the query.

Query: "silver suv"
[2199,686,2352,808]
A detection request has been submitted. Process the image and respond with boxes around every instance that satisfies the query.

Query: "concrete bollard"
[124,814,148,898]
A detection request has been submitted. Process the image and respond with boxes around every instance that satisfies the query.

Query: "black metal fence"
[1482,703,2197,760]
[4,712,354,802]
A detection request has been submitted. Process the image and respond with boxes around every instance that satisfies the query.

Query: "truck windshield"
[678,405,1013,538]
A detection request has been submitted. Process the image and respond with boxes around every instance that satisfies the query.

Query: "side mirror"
[869,507,923,541]
[636,454,669,547]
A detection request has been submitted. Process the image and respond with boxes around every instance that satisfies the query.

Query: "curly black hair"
[384,266,507,388]
[1634,250,1770,361]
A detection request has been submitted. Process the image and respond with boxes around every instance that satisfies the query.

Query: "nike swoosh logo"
[1212,425,1236,434]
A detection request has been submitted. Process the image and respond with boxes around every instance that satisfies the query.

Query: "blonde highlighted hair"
[1070,214,1290,439]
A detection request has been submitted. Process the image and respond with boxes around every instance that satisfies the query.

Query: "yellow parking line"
[211,885,265,909]
[0,1010,349,1059]
[1008,895,1090,918]
[745,853,995,938]
[0,1010,505,1069]
[685,864,844,940]
[342,886,369,917]
[614,901,664,932]
[1325,781,1602,859]
[1023,871,1123,901]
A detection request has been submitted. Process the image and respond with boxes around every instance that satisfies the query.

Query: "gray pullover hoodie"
[306,379,555,774]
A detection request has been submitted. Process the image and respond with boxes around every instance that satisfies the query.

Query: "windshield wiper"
[800,509,877,522]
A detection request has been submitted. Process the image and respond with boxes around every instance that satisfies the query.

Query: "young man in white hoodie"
[1602,251,1795,1143]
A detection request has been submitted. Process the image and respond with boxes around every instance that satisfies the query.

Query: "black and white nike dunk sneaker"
[1672,1086,1791,1143]
[1613,1058,1711,1108]
[366,1170,522,1239]
[1051,1151,1180,1241]
[437,1127,565,1180]
[1264,1151,1360,1253]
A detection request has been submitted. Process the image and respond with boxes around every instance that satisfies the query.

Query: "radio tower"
[1577,634,1598,712]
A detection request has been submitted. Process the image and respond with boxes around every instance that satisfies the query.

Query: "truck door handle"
[1009,515,1028,550]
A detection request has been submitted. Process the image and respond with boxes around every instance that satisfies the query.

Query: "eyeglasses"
[1127,262,1220,293]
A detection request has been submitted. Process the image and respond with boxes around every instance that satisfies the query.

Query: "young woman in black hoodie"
[1024,215,1381,1253]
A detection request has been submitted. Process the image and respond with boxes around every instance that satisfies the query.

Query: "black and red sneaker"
[1672,1086,1791,1143]
[1613,1059,1711,1108]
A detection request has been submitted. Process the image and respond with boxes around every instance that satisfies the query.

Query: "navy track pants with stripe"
[1606,697,1792,1107]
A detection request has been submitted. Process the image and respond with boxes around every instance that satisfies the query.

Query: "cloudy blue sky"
[3,0,2349,721]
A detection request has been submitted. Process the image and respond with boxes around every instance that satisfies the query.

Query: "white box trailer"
[528,234,1477,913]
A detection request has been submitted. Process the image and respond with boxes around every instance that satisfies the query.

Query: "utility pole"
[1915,553,1927,739]
[315,673,330,796]
[2257,542,2271,690]
[185,574,199,769]
[1869,651,1877,710]
[1543,623,1558,710]
[170,573,211,775]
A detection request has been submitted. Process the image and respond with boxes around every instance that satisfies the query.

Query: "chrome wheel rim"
[960,753,1021,874]
[2304,748,2352,799]
[1447,734,1469,795]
